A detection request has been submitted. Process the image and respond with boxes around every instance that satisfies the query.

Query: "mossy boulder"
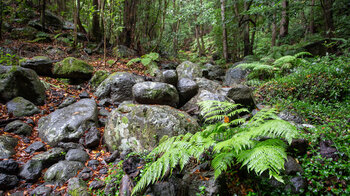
[53,57,94,83]
[132,82,179,107]
[10,26,38,40]
[44,161,84,184]
[89,70,110,90]
[0,66,46,105]
[112,45,137,58]
[176,61,202,80]
[104,104,200,153]
[6,97,40,117]
[0,135,18,159]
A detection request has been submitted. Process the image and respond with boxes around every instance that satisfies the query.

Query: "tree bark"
[41,0,46,31]
[271,2,277,47]
[121,0,139,48]
[220,0,228,61]
[309,0,315,34]
[76,0,87,35]
[243,1,252,56]
[172,0,179,56]
[279,0,289,39]
[92,0,101,41]
[0,0,3,40]
[320,0,335,37]
[73,0,77,47]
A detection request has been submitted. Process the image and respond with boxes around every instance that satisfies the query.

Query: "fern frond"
[211,151,236,178]
[237,139,287,183]
[273,56,296,67]
[294,51,312,58]
[248,108,279,126]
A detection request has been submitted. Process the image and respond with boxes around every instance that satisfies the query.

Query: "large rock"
[53,57,94,83]
[219,84,256,109]
[0,135,18,159]
[132,82,179,107]
[44,10,64,29]
[10,27,38,39]
[20,56,53,76]
[6,97,40,117]
[202,63,225,81]
[94,72,144,105]
[0,159,19,174]
[194,77,222,93]
[104,104,200,153]
[181,90,233,120]
[177,78,198,106]
[4,120,32,136]
[113,45,137,58]
[0,66,46,105]
[38,99,98,146]
[224,66,249,86]
[65,149,89,163]
[67,177,90,196]
[44,161,84,184]
[176,61,202,80]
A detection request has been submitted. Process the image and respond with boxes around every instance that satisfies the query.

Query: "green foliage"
[127,52,160,76]
[0,51,19,66]
[132,101,298,195]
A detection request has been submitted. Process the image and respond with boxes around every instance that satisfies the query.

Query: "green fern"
[132,101,298,195]
[127,52,160,76]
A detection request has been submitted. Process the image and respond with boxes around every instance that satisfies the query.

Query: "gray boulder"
[224,66,249,86]
[58,96,76,109]
[177,78,198,106]
[65,149,89,163]
[0,66,46,105]
[0,135,18,159]
[32,148,65,168]
[38,99,98,146]
[219,84,256,109]
[181,90,233,120]
[202,63,225,81]
[84,127,101,149]
[160,62,178,70]
[4,120,32,136]
[194,77,222,93]
[0,159,19,174]
[0,173,18,190]
[89,70,110,90]
[24,141,46,154]
[20,56,53,76]
[113,45,137,58]
[162,70,178,86]
[30,185,53,196]
[10,27,37,39]
[95,72,144,105]
[132,82,179,107]
[104,104,200,153]
[44,161,84,184]
[176,61,202,80]
[6,97,40,117]
[19,159,43,182]
[284,156,303,175]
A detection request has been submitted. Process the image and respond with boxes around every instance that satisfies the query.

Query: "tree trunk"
[92,0,101,41]
[73,0,77,47]
[0,0,3,40]
[271,2,277,47]
[243,2,252,56]
[220,0,228,61]
[41,0,46,31]
[76,0,87,35]
[195,24,204,56]
[121,0,139,48]
[199,0,205,55]
[279,0,289,39]
[172,0,179,56]
[309,0,315,34]
[320,0,335,37]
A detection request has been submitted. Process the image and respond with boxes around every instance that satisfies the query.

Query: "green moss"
[90,70,110,89]
[54,57,93,75]
[178,113,185,117]
[122,116,129,124]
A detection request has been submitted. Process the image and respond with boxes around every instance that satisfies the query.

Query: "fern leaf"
[294,52,312,58]
[211,151,236,178]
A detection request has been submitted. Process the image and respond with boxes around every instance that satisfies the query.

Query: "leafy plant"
[127,52,160,76]
[132,100,298,195]
[0,51,19,66]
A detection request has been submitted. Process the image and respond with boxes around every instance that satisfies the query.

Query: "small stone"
[99,168,108,174]
[284,156,303,175]
[84,127,101,149]
[0,159,19,174]
[98,108,110,117]
[19,160,43,182]
[58,96,76,109]
[0,174,18,190]
[104,150,120,163]
[89,181,104,190]
[6,97,40,117]
[32,148,65,168]
[57,142,84,151]
[87,160,99,170]
[65,149,89,163]
[25,142,46,154]
[30,185,52,196]
[4,120,32,136]
[79,91,90,99]
[162,70,178,86]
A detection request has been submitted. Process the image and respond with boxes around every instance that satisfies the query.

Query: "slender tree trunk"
[309,0,315,34]
[279,0,289,40]
[172,0,179,56]
[199,0,205,55]
[0,0,3,40]
[155,0,168,50]
[243,2,251,56]
[92,0,101,41]
[41,0,46,31]
[320,0,335,37]
[73,0,77,47]
[195,24,204,56]
[76,0,86,34]
[220,0,228,61]
[271,2,277,47]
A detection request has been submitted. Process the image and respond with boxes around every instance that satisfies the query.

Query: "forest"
[0,0,349,195]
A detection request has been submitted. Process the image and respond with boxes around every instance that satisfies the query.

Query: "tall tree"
[220,0,228,61]
[121,0,139,48]
[41,0,46,31]
[92,0,102,41]
[279,0,289,39]
[320,0,335,37]
[271,2,277,47]
[0,0,3,40]
[309,0,315,34]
